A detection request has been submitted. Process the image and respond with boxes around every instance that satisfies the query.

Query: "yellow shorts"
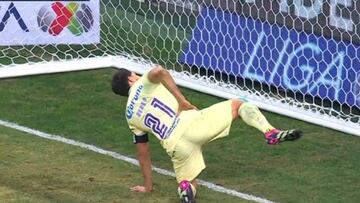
[171,100,233,182]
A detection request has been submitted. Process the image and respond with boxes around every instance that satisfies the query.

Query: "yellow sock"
[238,102,275,133]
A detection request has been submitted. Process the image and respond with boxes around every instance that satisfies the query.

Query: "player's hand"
[130,185,152,192]
[178,99,198,114]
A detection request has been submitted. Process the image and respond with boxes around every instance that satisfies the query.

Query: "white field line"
[0,119,275,203]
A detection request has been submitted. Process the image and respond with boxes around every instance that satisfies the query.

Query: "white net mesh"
[0,0,359,135]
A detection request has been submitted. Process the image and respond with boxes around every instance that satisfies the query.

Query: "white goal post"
[0,0,359,136]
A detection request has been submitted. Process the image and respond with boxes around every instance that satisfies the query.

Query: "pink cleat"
[178,180,196,203]
[265,129,303,145]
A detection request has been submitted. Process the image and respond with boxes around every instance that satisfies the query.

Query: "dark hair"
[111,68,132,96]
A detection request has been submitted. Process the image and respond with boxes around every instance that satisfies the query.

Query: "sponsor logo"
[147,0,201,14]
[37,2,94,36]
[181,7,360,107]
[200,0,360,44]
[153,0,200,11]
[237,0,360,44]
[0,2,29,32]
[126,85,144,119]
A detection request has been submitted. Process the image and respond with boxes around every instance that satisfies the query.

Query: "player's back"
[126,73,179,141]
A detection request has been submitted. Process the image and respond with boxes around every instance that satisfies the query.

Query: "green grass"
[1,1,360,202]
[0,69,360,202]
[0,125,243,203]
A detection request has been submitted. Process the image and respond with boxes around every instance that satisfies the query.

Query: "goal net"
[0,0,359,136]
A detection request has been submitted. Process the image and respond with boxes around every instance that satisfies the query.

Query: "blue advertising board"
[180,7,360,107]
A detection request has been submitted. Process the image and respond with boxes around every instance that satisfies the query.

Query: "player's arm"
[147,65,197,112]
[130,133,153,192]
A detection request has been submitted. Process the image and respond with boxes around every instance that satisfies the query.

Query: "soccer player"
[111,65,302,203]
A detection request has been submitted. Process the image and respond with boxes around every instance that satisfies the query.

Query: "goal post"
[0,0,359,136]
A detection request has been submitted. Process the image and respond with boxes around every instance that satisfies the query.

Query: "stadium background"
[0,0,360,202]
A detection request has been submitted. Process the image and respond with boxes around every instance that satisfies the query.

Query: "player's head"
[111,68,132,96]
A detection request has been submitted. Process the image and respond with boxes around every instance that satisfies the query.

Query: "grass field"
[1,1,360,202]
[0,124,242,203]
[0,69,360,203]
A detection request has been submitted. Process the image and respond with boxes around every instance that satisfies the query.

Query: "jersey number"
[144,98,175,139]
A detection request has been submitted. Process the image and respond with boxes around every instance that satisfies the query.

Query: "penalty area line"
[0,119,275,203]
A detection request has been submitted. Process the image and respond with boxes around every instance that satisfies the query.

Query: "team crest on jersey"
[126,85,143,119]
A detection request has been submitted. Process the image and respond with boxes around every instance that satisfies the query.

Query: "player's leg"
[180,100,234,145]
[172,137,203,203]
[234,99,302,144]
[231,99,274,132]
[170,101,237,202]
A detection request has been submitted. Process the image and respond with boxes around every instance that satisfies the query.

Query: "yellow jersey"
[126,72,181,151]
